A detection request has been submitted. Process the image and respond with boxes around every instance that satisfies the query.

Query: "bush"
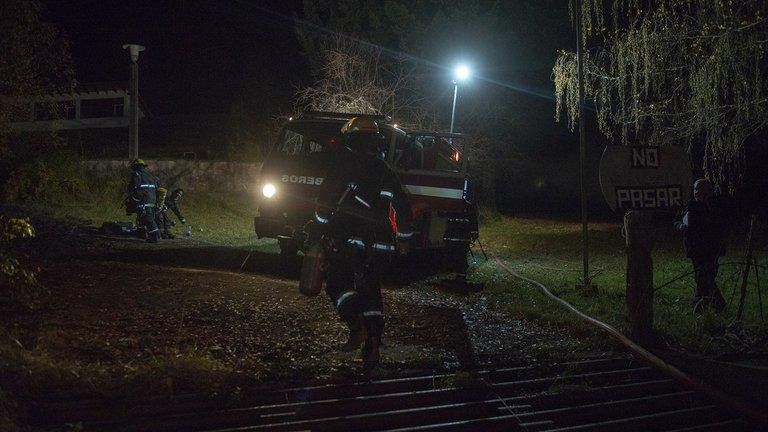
[1,149,87,204]
[0,217,43,308]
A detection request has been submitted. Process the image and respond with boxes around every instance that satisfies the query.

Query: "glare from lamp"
[262,183,277,198]
[454,64,471,82]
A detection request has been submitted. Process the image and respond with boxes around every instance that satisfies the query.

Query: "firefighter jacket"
[128,167,158,208]
[314,148,414,252]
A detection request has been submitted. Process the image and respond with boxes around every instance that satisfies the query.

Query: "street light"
[122,43,145,160]
[450,64,471,134]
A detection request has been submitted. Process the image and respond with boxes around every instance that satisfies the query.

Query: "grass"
[472,213,768,361]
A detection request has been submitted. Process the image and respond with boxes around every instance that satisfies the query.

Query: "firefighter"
[313,117,414,372]
[675,178,727,312]
[128,158,160,243]
[166,188,187,226]
[154,187,174,239]
[155,188,187,239]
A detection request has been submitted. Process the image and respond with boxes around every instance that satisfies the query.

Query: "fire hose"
[489,252,768,428]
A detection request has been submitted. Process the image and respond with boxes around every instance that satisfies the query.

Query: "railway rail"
[37,355,751,431]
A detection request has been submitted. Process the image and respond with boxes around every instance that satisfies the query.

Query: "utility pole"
[122,44,145,160]
[576,0,594,291]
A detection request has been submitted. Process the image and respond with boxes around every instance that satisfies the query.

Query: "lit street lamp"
[450,64,471,134]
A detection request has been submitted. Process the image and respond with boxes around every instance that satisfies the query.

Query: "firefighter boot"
[147,230,160,243]
[340,315,366,352]
[361,335,381,373]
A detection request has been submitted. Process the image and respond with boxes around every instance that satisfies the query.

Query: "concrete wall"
[82,159,261,192]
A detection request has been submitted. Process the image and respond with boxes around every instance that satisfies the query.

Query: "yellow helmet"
[341,117,379,135]
[130,158,147,168]
[157,187,167,205]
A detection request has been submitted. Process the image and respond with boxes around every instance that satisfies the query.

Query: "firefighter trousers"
[139,205,160,239]
[325,245,385,337]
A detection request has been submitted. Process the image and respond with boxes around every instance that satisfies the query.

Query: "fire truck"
[253,112,478,272]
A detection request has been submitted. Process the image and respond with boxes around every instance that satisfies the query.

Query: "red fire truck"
[254,112,478,272]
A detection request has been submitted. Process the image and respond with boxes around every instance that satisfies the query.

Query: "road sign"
[599,146,692,211]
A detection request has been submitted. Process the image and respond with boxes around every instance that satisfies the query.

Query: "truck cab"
[254,111,478,271]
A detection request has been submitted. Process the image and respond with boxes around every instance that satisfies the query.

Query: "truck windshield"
[276,120,396,159]
[276,121,344,157]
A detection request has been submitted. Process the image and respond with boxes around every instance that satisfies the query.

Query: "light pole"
[122,43,145,160]
[450,64,471,134]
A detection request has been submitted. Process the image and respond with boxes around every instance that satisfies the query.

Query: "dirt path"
[4,231,600,397]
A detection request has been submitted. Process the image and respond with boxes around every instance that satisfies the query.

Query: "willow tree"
[553,0,768,191]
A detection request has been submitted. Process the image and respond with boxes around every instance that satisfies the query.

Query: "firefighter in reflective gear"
[128,158,160,243]
[314,117,414,371]
[155,188,174,239]
[155,188,187,239]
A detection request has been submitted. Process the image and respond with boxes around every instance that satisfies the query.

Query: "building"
[9,82,144,132]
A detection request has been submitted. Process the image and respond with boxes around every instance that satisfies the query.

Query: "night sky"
[46,0,308,119]
[45,1,573,122]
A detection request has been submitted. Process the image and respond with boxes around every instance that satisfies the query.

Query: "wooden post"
[624,210,656,346]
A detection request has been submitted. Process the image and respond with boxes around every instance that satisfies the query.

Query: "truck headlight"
[262,183,277,198]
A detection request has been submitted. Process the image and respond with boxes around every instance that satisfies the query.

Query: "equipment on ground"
[100,221,136,235]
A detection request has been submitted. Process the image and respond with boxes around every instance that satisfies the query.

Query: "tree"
[0,0,75,151]
[553,0,768,191]
[295,37,432,129]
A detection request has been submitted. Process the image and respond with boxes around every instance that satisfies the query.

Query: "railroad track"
[38,356,752,431]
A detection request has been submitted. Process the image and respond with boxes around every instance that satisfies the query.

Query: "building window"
[60,100,76,119]
[80,98,125,119]
[33,100,75,121]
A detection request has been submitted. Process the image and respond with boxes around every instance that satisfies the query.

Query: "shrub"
[0,217,43,308]
[1,149,87,204]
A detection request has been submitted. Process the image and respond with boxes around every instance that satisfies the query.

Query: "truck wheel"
[445,242,469,274]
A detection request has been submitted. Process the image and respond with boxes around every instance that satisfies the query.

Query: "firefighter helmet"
[341,117,379,135]
[341,117,384,157]
[130,158,147,169]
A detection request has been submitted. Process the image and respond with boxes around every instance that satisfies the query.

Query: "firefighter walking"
[128,158,161,243]
[313,117,414,372]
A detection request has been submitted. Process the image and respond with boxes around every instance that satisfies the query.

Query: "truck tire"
[445,242,469,274]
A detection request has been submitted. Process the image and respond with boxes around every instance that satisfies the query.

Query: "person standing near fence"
[675,178,727,312]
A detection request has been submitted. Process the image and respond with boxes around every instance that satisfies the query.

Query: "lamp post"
[450,64,471,134]
[122,44,145,160]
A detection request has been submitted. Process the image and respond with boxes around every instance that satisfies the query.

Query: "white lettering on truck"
[281,175,324,186]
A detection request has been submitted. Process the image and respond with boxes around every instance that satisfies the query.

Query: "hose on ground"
[489,252,768,428]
